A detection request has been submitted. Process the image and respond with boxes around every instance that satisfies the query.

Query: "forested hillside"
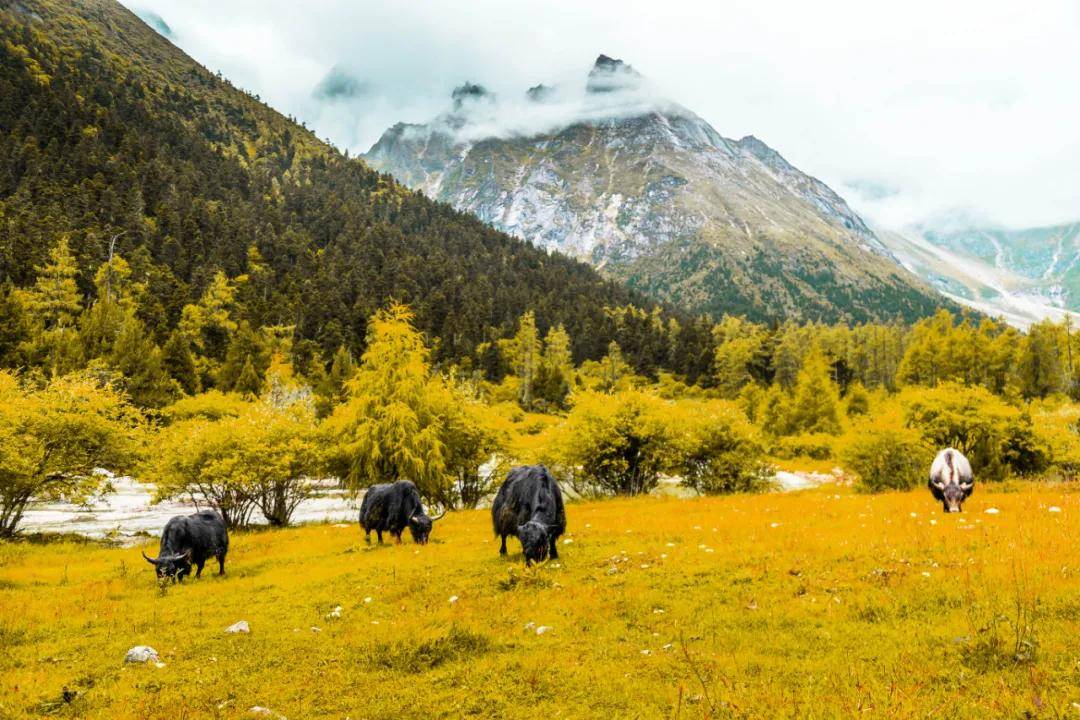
[0,0,675,382]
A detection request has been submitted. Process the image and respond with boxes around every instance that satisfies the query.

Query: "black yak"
[359,480,442,545]
[143,510,228,581]
[492,465,566,565]
[929,447,974,513]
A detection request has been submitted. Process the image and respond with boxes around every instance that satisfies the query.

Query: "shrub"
[902,383,1049,481]
[842,422,934,492]
[773,433,835,461]
[671,401,770,494]
[0,371,142,537]
[146,399,322,527]
[1030,403,1080,479]
[555,390,671,495]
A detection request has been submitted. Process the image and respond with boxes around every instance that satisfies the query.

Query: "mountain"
[878,220,1080,327]
[365,55,951,324]
[0,1,666,365]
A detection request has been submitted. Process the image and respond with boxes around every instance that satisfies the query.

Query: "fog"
[123,0,1080,230]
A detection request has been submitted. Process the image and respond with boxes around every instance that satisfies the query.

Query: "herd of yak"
[142,448,973,581]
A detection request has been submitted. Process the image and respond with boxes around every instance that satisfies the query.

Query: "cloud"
[121,0,1080,230]
[312,66,371,102]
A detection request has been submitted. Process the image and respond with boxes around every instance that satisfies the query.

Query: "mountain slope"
[0,1,660,364]
[878,221,1080,327]
[366,56,951,324]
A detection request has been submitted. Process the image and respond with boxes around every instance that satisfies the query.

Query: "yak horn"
[930,478,945,489]
[142,551,159,565]
[430,508,446,522]
[959,480,974,489]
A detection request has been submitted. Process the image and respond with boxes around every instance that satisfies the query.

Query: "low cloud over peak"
[123,0,1080,230]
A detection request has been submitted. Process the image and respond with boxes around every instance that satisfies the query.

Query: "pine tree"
[234,354,262,397]
[162,330,199,394]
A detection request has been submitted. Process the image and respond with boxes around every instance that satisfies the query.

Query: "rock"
[124,646,158,664]
[1049,506,1062,513]
[535,625,551,635]
[985,508,1000,515]
[326,606,342,619]
[225,620,250,634]
[248,707,286,719]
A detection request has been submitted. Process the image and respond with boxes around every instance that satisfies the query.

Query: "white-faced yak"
[492,465,566,565]
[359,480,442,545]
[143,510,228,581]
[929,447,974,513]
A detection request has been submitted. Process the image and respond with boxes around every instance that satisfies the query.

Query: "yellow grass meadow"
[1,484,1078,719]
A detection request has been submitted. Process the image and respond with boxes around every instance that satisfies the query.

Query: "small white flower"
[921,571,931,577]
[985,508,1000,515]
[448,596,458,604]
[769,522,780,528]
[1049,506,1062,513]
[563,538,573,545]
[363,597,372,604]
[535,626,551,635]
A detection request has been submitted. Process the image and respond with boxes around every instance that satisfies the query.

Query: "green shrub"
[902,383,1049,481]
[672,401,771,494]
[842,424,934,492]
[773,433,835,460]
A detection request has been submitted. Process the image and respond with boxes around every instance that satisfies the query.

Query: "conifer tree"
[21,237,83,376]
[234,354,262,397]
[162,330,199,395]
[326,304,448,498]
[513,311,541,410]
[788,346,842,435]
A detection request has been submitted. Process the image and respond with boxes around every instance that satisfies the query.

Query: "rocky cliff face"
[365,55,949,323]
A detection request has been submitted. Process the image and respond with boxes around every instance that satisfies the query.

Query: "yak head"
[931,478,973,513]
[143,549,192,581]
[941,483,966,513]
[408,514,433,545]
[517,521,551,564]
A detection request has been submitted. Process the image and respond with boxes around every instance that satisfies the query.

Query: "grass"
[1,484,1078,719]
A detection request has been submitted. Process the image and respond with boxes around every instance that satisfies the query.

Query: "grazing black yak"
[143,510,228,581]
[492,465,566,565]
[929,447,974,513]
[359,480,442,544]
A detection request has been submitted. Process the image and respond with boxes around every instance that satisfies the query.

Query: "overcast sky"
[124,0,1080,231]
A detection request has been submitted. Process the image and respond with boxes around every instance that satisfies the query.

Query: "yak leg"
[376,530,383,544]
[499,535,508,555]
[195,560,205,578]
[394,532,403,545]
[217,552,226,575]
[364,529,371,544]
[549,535,559,560]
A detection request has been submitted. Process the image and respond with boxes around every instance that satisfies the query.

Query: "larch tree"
[20,237,83,377]
[325,304,448,500]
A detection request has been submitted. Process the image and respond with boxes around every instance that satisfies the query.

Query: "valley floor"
[1,484,1078,719]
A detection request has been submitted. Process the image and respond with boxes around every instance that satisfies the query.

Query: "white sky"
[124,0,1080,231]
